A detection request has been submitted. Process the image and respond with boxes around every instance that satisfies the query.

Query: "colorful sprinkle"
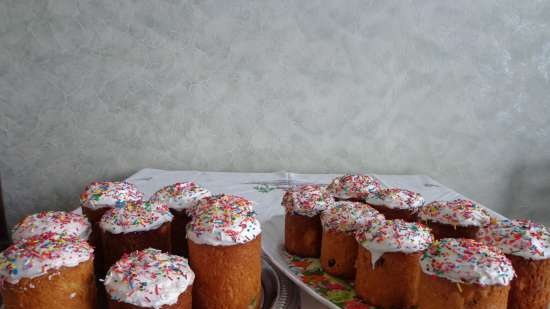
[418,199,491,227]
[12,211,92,242]
[327,175,382,200]
[477,219,550,260]
[105,248,194,309]
[321,201,385,233]
[187,194,261,246]
[420,238,515,286]
[365,188,424,210]
[100,201,173,234]
[0,232,93,284]
[80,181,144,210]
[148,182,211,213]
[356,219,433,254]
[282,184,335,217]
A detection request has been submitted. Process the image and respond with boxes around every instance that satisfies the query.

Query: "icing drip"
[355,219,433,267]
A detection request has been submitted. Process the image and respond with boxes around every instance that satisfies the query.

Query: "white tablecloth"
[126,168,502,309]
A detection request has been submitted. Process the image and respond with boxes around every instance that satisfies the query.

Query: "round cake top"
[12,211,92,242]
[149,182,211,213]
[477,219,550,260]
[187,194,261,246]
[365,188,425,209]
[321,201,385,233]
[105,248,195,309]
[100,201,173,234]
[327,174,382,199]
[420,238,515,286]
[356,219,433,254]
[282,184,335,217]
[418,199,491,227]
[80,181,144,210]
[0,232,93,284]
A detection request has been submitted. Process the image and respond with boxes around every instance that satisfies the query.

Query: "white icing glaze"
[320,201,385,233]
[0,233,93,284]
[420,238,515,286]
[355,219,433,267]
[12,211,92,242]
[149,182,211,212]
[418,199,491,227]
[80,181,143,210]
[105,248,194,309]
[327,174,382,199]
[99,201,173,234]
[282,184,335,217]
[365,188,424,209]
[187,194,261,246]
[477,219,550,260]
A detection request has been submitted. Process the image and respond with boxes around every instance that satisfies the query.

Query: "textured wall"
[1,0,550,227]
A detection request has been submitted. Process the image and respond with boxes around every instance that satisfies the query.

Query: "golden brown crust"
[188,236,262,309]
[101,222,172,272]
[284,213,322,257]
[507,255,550,309]
[107,286,192,309]
[368,205,417,222]
[170,209,191,257]
[1,259,96,309]
[417,272,509,309]
[423,220,480,240]
[320,230,358,279]
[355,248,421,308]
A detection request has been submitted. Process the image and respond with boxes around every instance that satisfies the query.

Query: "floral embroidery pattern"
[283,252,376,309]
[253,184,277,193]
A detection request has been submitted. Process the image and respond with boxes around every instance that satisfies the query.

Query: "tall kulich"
[365,188,425,222]
[0,233,97,309]
[148,182,211,257]
[187,194,262,309]
[99,200,173,272]
[79,181,144,275]
[418,238,514,309]
[320,201,384,279]
[104,248,194,309]
[477,219,550,309]
[282,184,334,257]
[418,199,491,240]
[355,219,433,308]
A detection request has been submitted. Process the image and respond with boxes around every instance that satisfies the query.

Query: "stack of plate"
[261,255,301,309]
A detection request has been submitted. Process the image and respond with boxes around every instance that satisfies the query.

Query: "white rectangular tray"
[126,169,506,309]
